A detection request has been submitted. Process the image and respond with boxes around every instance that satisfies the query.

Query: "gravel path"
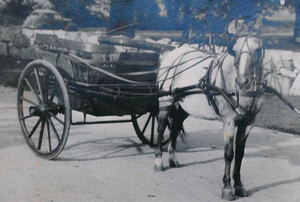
[1,85,300,202]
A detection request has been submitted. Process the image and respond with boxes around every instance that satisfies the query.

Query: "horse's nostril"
[244,78,250,86]
[243,78,251,90]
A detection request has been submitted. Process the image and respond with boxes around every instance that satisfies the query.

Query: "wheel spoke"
[151,114,155,143]
[37,119,46,150]
[134,114,143,119]
[20,114,34,120]
[142,113,152,134]
[28,118,42,138]
[47,82,59,106]
[34,68,44,104]
[20,96,39,106]
[48,112,64,125]
[24,78,43,105]
[48,116,60,141]
[44,73,50,105]
[46,118,52,152]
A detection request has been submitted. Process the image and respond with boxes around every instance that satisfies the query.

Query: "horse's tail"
[179,126,189,148]
[171,103,189,148]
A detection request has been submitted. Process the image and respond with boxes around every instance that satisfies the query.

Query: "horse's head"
[228,35,264,91]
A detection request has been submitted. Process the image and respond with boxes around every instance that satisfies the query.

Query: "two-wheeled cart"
[17,34,175,159]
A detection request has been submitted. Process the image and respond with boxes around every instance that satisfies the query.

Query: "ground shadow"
[248,177,300,196]
[161,156,224,171]
[57,136,154,161]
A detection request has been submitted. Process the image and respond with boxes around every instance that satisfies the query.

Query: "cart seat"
[115,52,160,83]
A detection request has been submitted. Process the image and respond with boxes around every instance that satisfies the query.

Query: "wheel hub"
[29,106,46,117]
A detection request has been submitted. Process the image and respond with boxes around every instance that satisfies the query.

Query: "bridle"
[228,34,265,96]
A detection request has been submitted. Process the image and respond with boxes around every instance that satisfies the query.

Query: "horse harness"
[159,36,266,116]
[204,35,266,115]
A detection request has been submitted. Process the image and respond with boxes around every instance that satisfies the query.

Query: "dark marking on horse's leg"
[168,127,180,168]
[221,121,235,201]
[168,105,189,168]
[233,125,250,197]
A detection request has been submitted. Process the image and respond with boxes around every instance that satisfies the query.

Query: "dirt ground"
[1,85,300,202]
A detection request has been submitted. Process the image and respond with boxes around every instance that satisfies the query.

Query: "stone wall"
[263,49,300,95]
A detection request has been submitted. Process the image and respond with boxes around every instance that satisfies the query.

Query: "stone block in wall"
[290,74,300,95]
[7,46,35,60]
[263,49,298,95]
[19,47,36,60]
[293,52,300,71]
[13,34,31,48]
[9,47,21,58]
[0,41,8,56]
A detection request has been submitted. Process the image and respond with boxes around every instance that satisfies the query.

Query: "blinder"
[227,37,237,56]
[256,47,264,65]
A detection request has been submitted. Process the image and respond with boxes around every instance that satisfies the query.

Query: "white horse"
[155,35,264,200]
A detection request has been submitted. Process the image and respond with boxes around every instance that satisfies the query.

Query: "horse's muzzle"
[237,77,252,91]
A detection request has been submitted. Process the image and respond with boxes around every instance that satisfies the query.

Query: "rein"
[158,50,215,90]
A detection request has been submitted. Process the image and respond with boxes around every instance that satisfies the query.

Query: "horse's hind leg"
[168,104,189,168]
[233,124,253,197]
[221,119,235,201]
[154,100,172,172]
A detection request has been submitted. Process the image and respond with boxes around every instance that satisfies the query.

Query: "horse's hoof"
[169,158,180,168]
[234,186,248,197]
[154,158,164,172]
[154,164,164,172]
[221,187,235,201]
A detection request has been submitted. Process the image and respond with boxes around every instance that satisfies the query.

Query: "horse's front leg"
[221,119,236,201]
[233,124,253,197]
[154,104,171,172]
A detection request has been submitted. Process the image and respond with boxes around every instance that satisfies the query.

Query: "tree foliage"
[133,0,161,29]
[161,0,280,32]
[49,0,104,27]
[0,0,298,36]
[0,0,36,25]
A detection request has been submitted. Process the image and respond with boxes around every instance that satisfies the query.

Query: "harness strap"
[204,60,221,115]
[160,50,202,90]
[203,52,229,115]
[239,89,265,97]
[218,54,229,91]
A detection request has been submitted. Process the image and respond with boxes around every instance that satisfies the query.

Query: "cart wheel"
[131,111,171,148]
[17,60,71,159]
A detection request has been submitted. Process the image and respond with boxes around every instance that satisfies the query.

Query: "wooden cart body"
[35,34,160,117]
